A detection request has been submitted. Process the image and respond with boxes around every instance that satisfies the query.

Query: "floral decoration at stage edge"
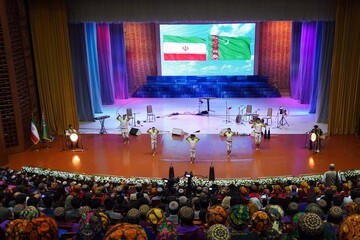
[20,166,360,187]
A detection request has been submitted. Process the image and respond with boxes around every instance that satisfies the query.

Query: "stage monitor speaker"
[129,128,141,136]
[172,128,184,136]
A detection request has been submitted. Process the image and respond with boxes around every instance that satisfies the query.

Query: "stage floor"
[5,98,360,179]
[5,133,360,180]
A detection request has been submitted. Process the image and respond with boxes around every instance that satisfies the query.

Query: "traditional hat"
[5,219,29,239]
[287,202,299,214]
[316,199,327,209]
[240,186,249,195]
[19,206,39,220]
[251,211,271,233]
[79,205,92,217]
[265,205,284,221]
[104,223,147,240]
[98,211,110,232]
[228,204,250,230]
[305,203,324,219]
[27,216,58,239]
[78,210,103,239]
[206,205,228,226]
[206,224,230,240]
[346,202,359,216]
[179,206,194,221]
[354,197,360,206]
[12,204,25,216]
[157,220,177,240]
[179,196,188,205]
[338,214,360,239]
[54,207,66,217]
[169,201,179,211]
[221,196,231,209]
[127,208,141,220]
[146,207,165,225]
[328,206,343,220]
[139,204,150,217]
[298,212,324,236]
[247,202,259,217]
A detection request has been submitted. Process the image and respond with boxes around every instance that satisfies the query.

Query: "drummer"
[65,124,79,148]
[309,125,324,151]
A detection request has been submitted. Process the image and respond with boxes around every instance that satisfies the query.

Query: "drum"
[70,133,79,142]
[319,135,326,140]
[310,133,317,142]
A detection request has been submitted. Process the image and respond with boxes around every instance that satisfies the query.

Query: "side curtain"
[316,22,335,123]
[96,23,115,105]
[329,0,360,134]
[68,23,95,121]
[110,23,129,99]
[85,23,103,114]
[290,21,334,122]
[28,0,78,134]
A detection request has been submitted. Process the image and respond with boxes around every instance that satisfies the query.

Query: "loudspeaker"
[172,128,184,136]
[129,128,141,136]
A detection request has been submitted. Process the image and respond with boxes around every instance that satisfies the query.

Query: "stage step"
[132,75,281,98]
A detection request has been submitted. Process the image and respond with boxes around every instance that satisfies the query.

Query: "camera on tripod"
[279,106,286,115]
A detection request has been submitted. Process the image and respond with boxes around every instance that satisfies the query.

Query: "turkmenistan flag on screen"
[208,35,251,60]
[163,35,207,61]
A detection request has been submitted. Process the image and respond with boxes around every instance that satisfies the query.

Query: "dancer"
[223,128,235,157]
[251,118,265,150]
[147,126,159,156]
[117,114,130,144]
[186,134,200,164]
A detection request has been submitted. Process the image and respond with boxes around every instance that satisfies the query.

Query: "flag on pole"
[31,116,40,144]
[41,112,52,142]
[163,35,207,61]
[208,35,251,60]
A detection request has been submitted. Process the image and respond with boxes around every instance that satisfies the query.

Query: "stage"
[5,98,360,180]
[5,133,360,180]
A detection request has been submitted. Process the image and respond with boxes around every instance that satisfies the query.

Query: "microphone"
[255,109,260,113]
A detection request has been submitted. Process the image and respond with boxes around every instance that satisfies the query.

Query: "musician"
[223,128,235,157]
[251,118,265,150]
[65,124,79,148]
[309,125,324,151]
[117,114,130,144]
[186,134,200,164]
[147,127,159,156]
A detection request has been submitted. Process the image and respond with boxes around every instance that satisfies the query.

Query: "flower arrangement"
[20,166,360,188]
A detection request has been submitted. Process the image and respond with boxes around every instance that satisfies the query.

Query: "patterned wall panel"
[258,21,292,93]
[124,23,157,93]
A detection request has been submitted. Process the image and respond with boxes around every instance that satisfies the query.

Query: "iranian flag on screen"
[163,35,207,61]
[208,35,251,60]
